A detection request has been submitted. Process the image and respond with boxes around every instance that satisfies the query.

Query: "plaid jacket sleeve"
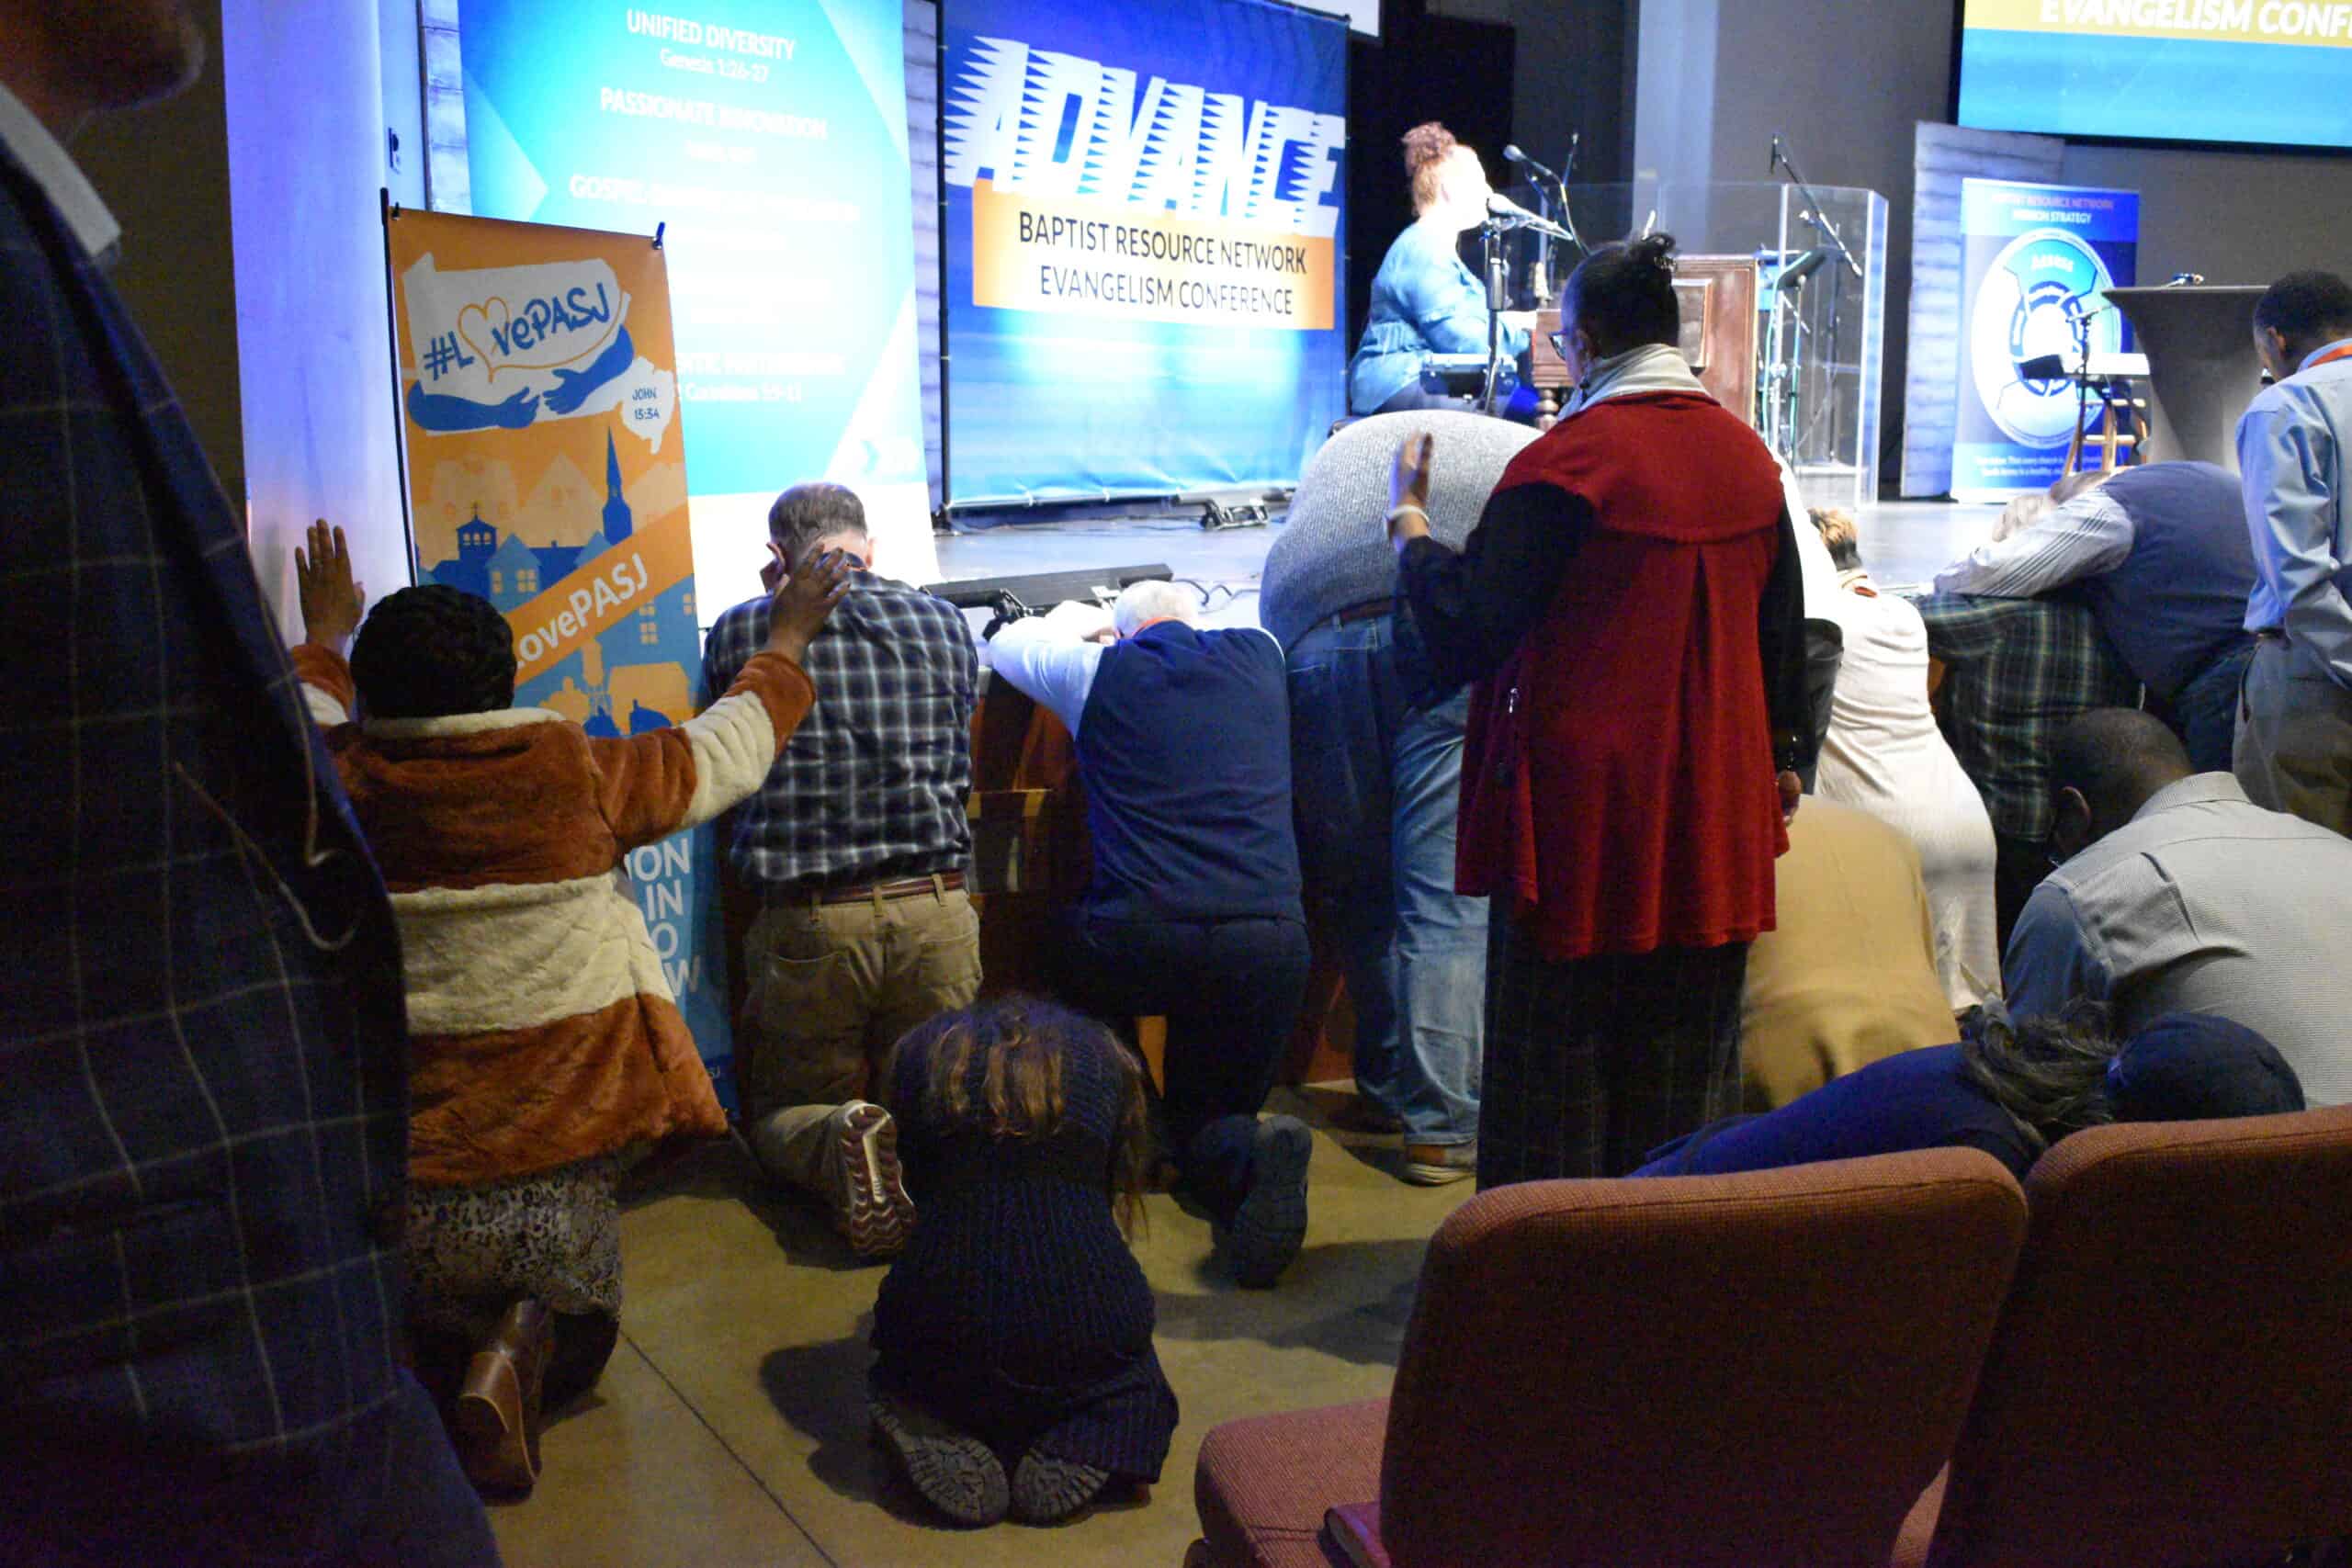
[1914,593,2007,666]
[0,146,415,1541]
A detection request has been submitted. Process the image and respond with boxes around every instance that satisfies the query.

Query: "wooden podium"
[2103,286,2267,471]
[721,675,1348,1099]
[1530,254,1761,428]
[957,679,1353,1087]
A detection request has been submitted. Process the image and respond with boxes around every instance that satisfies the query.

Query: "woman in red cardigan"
[1390,233,1814,1184]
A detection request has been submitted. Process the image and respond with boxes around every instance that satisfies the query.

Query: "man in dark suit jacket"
[0,8,499,1562]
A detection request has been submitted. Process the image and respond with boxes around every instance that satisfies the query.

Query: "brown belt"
[797,871,965,907]
[1313,598,1392,636]
[2256,627,2287,642]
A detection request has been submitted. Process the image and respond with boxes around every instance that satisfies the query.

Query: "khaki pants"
[737,881,980,1193]
[2235,637,2352,837]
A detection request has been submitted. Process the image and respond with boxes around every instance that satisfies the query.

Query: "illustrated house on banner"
[420,424,693,735]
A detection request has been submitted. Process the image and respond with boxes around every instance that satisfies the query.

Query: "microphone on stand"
[1770,134,1783,174]
[1502,143,1560,185]
[1486,193,1574,243]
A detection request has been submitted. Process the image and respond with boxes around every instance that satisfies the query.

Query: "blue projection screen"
[940,0,1350,506]
[452,0,930,512]
[1958,0,2352,151]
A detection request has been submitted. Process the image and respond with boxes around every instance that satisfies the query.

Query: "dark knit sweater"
[869,1033,1178,1479]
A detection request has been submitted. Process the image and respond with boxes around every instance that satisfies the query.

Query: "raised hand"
[764,547,855,663]
[1388,431,1436,546]
[295,519,367,654]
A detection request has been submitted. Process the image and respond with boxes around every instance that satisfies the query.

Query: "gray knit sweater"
[1261,410,1542,652]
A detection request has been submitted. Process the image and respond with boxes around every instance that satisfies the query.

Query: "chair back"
[1377,1150,2030,1568]
[1923,1105,2352,1568]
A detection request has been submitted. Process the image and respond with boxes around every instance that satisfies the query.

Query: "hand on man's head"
[764,547,854,663]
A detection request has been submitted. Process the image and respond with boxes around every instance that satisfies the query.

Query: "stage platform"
[933,500,2010,630]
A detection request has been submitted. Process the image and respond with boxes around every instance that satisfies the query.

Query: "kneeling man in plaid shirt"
[703,483,981,1258]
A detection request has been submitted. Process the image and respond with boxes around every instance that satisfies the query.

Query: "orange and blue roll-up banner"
[387,208,741,1103]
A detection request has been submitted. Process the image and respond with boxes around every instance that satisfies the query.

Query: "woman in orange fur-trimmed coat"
[290,522,850,1497]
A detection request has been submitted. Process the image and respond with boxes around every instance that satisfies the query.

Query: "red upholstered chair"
[1894,1105,2352,1568]
[1191,1150,2030,1568]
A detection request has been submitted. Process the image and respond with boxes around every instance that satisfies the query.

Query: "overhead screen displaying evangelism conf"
[939,0,1349,506]
[1958,0,2352,151]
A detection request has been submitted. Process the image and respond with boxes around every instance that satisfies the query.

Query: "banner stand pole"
[379,188,419,589]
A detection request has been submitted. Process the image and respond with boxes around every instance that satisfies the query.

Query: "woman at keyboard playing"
[1348,121,1537,416]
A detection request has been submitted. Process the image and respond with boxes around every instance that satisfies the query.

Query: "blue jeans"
[2175,640,2256,775]
[1286,614,1487,1146]
[1063,911,1313,1225]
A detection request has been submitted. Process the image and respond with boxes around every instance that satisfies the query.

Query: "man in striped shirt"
[1931,461,2256,773]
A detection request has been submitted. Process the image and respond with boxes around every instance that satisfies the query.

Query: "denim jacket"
[1348,220,1530,413]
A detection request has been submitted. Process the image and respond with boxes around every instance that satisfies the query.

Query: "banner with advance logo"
[941,0,1349,505]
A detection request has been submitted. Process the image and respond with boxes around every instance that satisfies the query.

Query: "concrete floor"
[490,495,2004,1565]
[487,1086,1474,1568]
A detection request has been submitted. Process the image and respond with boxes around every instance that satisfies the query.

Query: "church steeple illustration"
[456,507,495,561]
[602,429,634,545]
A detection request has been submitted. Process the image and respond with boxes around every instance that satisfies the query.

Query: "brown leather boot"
[452,1299,555,1496]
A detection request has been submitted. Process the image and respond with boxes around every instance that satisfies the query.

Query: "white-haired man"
[987,581,1314,1287]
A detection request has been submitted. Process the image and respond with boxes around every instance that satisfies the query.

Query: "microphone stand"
[1528,189,1554,308]
[1769,137,1860,281]
[1767,136,1860,469]
[1521,136,1588,304]
[2064,299,2120,473]
[1553,133,1587,262]
[1480,220,1510,415]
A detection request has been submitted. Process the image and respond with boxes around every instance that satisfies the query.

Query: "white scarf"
[1564,341,1704,417]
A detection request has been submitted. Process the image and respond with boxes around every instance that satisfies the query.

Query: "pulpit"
[2103,286,2267,471]
[721,671,1360,1101]
[1531,254,1761,427]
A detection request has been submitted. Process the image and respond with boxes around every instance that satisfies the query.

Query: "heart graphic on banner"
[457,298,514,378]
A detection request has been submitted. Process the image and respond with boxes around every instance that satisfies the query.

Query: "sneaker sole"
[839,1106,916,1259]
[1403,1162,1476,1186]
[1010,1450,1113,1524]
[1227,1115,1312,1289]
[870,1399,1009,1527]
